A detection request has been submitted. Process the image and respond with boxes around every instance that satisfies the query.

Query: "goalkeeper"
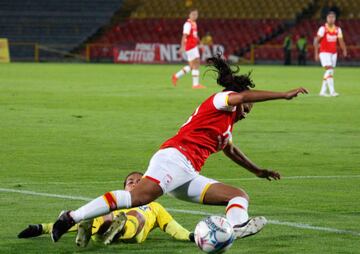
[18,171,194,247]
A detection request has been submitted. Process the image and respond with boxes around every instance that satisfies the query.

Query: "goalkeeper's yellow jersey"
[92,202,189,243]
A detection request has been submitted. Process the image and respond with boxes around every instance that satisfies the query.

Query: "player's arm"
[155,203,193,241]
[338,37,347,57]
[180,34,187,52]
[313,35,321,61]
[227,87,308,106]
[223,143,280,181]
[180,22,191,52]
[314,26,325,61]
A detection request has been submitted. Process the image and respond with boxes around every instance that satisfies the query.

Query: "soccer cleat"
[192,84,206,89]
[319,93,330,97]
[51,211,76,242]
[189,232,195,242]
[172,74,178,86]
[103,212,127,245]
[233,216,267,239]
[18,224,43,238]
[330,92,339,97]
[75,219,93,247]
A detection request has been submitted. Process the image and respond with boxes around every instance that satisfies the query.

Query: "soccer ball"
[194,216,235,254]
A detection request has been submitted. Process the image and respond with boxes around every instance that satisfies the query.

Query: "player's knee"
[130,192,155,207]
[228,189,249,202]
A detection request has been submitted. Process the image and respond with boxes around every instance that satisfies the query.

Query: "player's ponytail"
[206,53,255,92]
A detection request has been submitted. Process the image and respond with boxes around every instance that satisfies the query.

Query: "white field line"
[1,175,360,185]
[167,208,360,236]
[217,174,360,181]
[0,188,359,237]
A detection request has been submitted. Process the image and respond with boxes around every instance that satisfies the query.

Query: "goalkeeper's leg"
[18,224,44,238]
[18,222,77,238]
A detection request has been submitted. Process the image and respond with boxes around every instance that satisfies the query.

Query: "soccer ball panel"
[194,216,235,254]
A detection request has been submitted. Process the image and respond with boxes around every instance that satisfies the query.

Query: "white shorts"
[186,47,200,62]
[144,148,218,203]
[319,52,337,67]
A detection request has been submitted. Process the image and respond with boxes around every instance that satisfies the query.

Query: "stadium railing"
[7,41,360,65]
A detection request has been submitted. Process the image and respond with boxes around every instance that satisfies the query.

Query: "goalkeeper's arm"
[155,203,194,241]
[163,219,194,242]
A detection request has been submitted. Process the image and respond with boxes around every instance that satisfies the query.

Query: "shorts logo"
[163,174,173,186]
[139,205,150,211]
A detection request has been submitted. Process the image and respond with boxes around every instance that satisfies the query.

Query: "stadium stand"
[88,0,314,60]
[90,18,283,59]
[314,0,360,19]
[1,0,359,63]
[131,0,313,19]
[0,0,123,60]
[86,0,360,63]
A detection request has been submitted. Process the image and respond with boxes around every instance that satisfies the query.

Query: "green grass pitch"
[0,63,359,254]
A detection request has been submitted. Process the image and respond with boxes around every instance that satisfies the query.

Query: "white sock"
[225,197,249,227]
[323,68,335,94]
[326,69,335,94]
[70,190,131,223]
[192,69,200,86]
[327,77,335,94]
[320,80,328,94]
[175,65,191,79]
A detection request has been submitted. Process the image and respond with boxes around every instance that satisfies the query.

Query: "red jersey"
[161,92,237,171]
[317,24,343,54]
[183,19,199,51]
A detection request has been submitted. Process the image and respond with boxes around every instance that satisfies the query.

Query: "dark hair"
[327,11,336,16]
[123,171,143,188]
[206,53,255,92]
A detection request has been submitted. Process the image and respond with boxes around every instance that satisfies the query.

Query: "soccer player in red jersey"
[314,11,347,97]
[172,9,205,89]
[52,55,308,242]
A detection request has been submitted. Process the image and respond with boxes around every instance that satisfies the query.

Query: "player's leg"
[328,53,338,96]
[170,176,250,225]
[169,175,266,238]
[78,148,194,216]
[52,182,160,242]
[319,53,331,96]
[189,57,203,89]
[52,148,196,242]
[187,47,205,89]
[52,177,162,242]
[172,65,191,86]
[203,182,267,238]
[69,177,161,222]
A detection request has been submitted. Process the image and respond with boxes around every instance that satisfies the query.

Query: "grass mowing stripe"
[1,175,360,185]
[1,187,359,237]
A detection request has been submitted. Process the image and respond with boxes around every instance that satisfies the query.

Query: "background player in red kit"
[172,9,205,89]
[314,11,347,97]
[52,55,308,242]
